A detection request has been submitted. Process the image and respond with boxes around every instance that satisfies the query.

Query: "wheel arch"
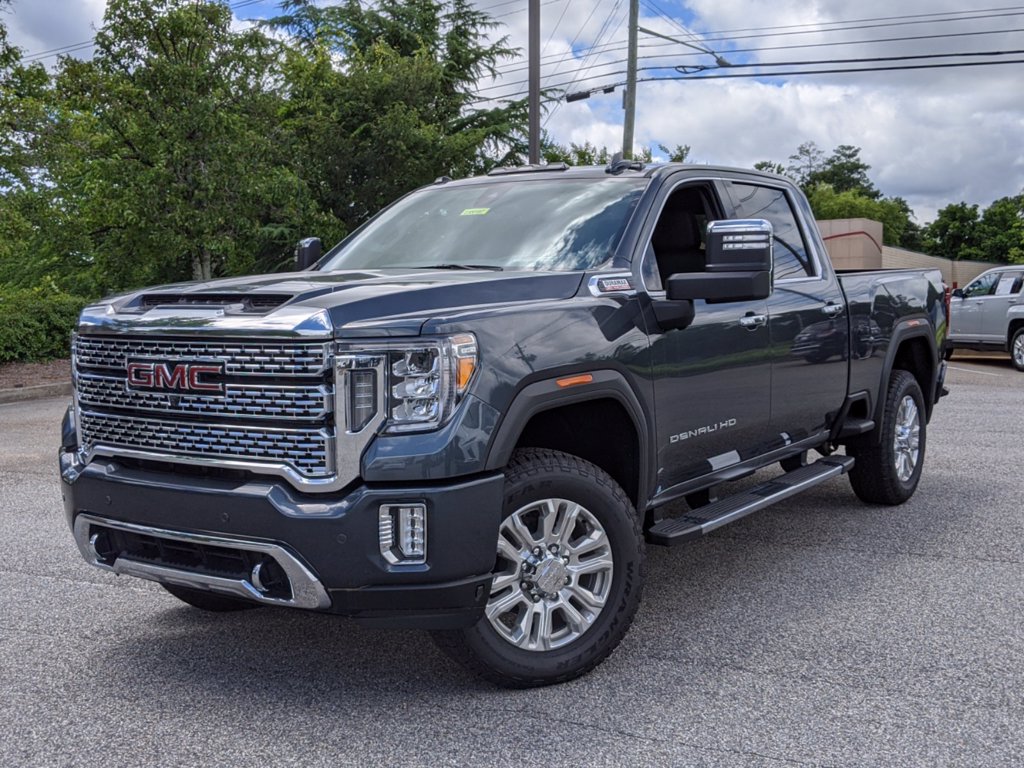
[1007,316,1024,350]
[873,320,938,435]
[484,370,651,511]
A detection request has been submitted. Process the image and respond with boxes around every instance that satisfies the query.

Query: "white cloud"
[486,0,1024,223]
[5,0,1022,223]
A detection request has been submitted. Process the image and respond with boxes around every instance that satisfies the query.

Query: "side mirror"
[295,237,322,270]
[951,288,964,299]
[665,219,773,303]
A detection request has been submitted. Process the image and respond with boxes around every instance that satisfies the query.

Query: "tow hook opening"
[250,557,289,596]
[89,531,116,564]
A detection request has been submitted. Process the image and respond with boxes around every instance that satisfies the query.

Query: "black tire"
[162,583,260,612]
[847,370,926,505]
[431,448,645,688]
[1011,328,1024,372]
[942,345,954,361]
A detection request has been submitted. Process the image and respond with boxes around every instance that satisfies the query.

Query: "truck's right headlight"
[337,333,477,436]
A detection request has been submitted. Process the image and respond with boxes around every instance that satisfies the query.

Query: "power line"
[473,42,1024,104]
[488,6,1024,78]
[652,57,1024,80]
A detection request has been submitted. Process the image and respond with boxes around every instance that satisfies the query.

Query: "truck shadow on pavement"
[99,475,963,704]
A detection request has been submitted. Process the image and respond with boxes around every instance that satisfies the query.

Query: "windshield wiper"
[414,263,504,271]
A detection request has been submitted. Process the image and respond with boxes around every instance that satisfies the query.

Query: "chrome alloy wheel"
[893,394,921,482]
[1014,333,1024,368]
[486,498,614,652]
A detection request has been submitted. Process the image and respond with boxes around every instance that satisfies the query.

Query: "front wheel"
[1011,328,1024,371]
[847,369,926,505]
[432,449,645,688]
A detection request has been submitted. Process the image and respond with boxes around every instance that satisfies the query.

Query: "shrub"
[0,287,90,363]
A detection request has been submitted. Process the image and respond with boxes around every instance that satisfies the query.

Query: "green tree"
[786,141,824,186]
[542,140,652,165]
[658,143,691,163]
[753,160,785,175]
[807,144,879,199]
[805,184,913,247]
[922,202,984,261]
[46,0,324,288]
[976,194,1024,264]
[269,0,528,233]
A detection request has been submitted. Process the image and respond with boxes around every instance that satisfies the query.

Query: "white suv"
[947,265,1024,371]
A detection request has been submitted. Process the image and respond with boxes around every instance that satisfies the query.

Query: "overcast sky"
[5,0,1023,223]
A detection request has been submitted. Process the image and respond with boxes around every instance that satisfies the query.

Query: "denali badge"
[125,359,225,394]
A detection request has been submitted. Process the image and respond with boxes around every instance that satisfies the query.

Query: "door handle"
[739,313,767,329]
[822,302,844,317]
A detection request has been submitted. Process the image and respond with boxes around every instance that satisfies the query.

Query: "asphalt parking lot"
[2,354,1022,767]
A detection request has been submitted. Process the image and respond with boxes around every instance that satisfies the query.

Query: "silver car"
[947,265,1024,371]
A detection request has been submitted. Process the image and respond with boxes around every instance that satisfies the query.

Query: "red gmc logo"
[125,359,225,394]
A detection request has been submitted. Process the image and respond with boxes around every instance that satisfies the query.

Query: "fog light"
[379,503,427,564]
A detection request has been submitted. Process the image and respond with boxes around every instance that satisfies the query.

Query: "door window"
[727,183,815,281]
[642,184,716,291]
[963,272,1000,297]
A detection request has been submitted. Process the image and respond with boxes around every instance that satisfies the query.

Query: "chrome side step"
[73,513,331,610]
[646,455,855,546]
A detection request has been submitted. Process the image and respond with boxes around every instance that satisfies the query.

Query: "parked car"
[946,265,1024,370]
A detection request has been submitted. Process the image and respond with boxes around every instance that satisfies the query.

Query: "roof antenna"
[606,152,645,175]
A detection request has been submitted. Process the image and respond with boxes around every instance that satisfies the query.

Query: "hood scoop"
[136,293,293,314]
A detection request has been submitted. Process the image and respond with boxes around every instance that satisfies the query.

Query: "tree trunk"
[191,249,213,281]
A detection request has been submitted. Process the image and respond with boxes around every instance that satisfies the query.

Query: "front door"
[953,271,1000,339]
[638,180,772,494]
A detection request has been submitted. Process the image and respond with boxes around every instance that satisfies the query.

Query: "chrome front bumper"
[73,513,331,610]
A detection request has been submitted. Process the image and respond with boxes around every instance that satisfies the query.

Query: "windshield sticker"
[460,208,491,216]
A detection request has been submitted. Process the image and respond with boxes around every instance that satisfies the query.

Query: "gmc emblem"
[125,359,225,394]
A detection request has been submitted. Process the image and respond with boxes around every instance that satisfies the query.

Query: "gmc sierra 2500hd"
[60,161,948,687]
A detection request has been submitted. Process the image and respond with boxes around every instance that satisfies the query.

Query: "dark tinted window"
[728,183,815,280]
[320,179,647,272]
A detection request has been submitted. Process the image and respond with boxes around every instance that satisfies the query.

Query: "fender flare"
[483,369,652,506]
[871,319,939,438]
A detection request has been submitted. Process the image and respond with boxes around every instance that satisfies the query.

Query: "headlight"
[336,333,477,435]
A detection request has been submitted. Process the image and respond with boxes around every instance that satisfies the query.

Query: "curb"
[0,382,72,405]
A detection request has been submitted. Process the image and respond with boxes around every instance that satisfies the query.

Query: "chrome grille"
[80,411,333,477]
[77,373,332,421]
[73,335,337,485]
[74,336,329,376]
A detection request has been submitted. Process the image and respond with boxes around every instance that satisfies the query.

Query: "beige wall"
[880,247,994,287]
[817,218,883,270]
[816,218,1000,286]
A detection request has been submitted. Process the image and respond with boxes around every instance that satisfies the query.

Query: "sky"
[4,0,1024,224]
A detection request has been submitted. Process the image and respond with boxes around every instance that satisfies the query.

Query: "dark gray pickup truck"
[59,162,948,687]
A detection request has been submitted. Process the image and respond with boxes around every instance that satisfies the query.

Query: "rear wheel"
[847,369,926,505]
[162,583,260,612]
[1011,328,1024,371]
[432,448,644,688]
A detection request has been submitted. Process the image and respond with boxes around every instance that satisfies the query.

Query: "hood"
[78,269,586,338]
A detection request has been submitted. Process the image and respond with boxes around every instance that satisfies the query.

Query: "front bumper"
[60,452,504,629]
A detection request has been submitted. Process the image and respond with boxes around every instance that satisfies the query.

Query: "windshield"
[319,178,647,272]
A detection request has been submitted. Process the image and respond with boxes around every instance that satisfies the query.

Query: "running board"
[646,455,855,546]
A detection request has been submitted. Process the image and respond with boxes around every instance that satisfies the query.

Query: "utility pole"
[622,0,639,160]
[528,0,540,164]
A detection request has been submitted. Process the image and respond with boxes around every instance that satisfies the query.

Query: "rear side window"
[995,273,1023,295]
[727,183,815,280]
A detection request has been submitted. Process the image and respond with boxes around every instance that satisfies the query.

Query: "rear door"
[722,180,849,448]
